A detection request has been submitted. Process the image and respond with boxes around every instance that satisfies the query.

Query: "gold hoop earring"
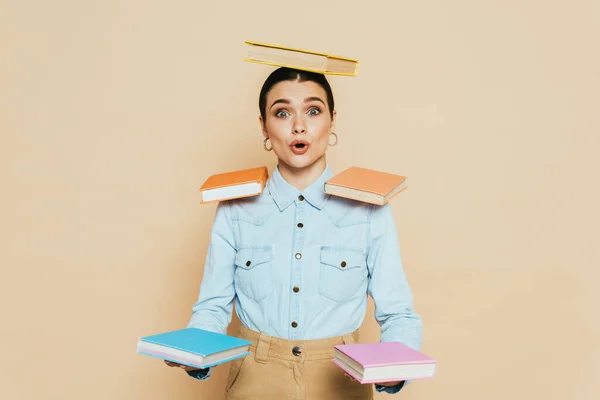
[263,137,273,151]
[328,132,338,147]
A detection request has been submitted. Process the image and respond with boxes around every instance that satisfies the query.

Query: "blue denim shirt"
[185,164,422,394]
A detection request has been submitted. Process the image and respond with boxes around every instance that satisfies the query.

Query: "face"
[259,80,336,170]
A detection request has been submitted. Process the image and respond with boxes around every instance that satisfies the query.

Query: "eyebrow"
[269,96,326,109]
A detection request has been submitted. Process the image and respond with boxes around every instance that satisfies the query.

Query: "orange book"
[324,166,407,205]
[244,40,359,76]
[199,166,269,204]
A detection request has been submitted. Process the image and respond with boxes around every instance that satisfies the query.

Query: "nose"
[293,117,306,134]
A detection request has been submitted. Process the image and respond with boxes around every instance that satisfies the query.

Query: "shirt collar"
[268,164,333,211]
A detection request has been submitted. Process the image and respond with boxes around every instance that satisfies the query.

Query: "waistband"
[238,324,359,363]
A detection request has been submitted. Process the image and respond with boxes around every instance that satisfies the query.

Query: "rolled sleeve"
[375,381,406,394]
[186,367,212,381]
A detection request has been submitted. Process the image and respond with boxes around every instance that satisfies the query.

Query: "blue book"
[137,328,252,369]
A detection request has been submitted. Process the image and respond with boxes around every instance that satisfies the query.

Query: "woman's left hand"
[375,380,403,387]
[344,373,402,387]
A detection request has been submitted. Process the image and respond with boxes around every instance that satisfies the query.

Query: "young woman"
[165,67,423,399]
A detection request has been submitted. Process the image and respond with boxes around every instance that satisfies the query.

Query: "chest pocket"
[318,246,368,303]
[234,246,274,303]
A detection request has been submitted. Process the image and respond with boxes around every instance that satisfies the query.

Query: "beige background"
[2,1,599,399]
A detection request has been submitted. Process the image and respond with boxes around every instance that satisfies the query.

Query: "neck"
[277,155,327,191]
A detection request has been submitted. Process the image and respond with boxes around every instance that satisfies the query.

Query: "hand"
[375,380,403,387]
[164,360,200,372]
[344,373,403,387]
[344,372,362,382]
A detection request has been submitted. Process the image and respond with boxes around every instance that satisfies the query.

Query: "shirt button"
[295,253,302,259]
[291,321,298,328]
[246,261,251,267]
[297,223,303,228]
[293,286,300,293]
[340,261,346,268]
[292,346,302,356]
[298,195,304,201]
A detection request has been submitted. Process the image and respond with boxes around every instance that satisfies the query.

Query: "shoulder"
[323,196,396,235]
[323,195,374,227]
[219,189,276,226]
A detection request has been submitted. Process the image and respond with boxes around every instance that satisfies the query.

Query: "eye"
[307,107,321,115]
[275,109,290,118]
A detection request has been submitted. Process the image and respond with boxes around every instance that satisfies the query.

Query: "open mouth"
[292,140,309,148]
[291,141,309,154]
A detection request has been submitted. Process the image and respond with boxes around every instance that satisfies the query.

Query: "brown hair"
[258,67,335,121]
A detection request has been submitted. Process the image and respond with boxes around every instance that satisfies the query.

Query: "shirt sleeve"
[375,381,406,394]
[366,203,423,390]
[186,367,212,381]
[185,201,237,383]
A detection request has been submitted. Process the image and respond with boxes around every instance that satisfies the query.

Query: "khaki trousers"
[224,324,374,400]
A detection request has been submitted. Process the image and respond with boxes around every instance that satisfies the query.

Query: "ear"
[330,110,337,132]
[259,115,268,138]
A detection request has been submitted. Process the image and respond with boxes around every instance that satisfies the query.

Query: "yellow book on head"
[244,40,359,76]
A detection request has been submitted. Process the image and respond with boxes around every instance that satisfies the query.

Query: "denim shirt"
[185,164,422,394]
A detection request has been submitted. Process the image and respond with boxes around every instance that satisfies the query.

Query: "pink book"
[332,342,437,384]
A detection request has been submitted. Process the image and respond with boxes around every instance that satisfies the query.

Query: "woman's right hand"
[164,360,200,372]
